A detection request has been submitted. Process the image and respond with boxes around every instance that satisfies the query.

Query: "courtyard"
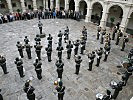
[0,18,133,100]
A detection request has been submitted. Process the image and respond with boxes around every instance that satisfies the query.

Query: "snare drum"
[96,93,103,100]
[110,80,117,89]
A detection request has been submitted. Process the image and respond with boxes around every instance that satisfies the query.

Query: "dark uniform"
[112,27,117,40]
[0,55,9,74]
[121,35,129,51]
[73,40,80,55]
[0,89,3,100]
[96,48,103,67]
[55,59,64,79]
[34,34,41,44]
[112,81,123,99]
[100,31,106,44]
[55,81,65,100]
[38,21,43,34]
[16,41,24,58]
[56,44,64,60]
[80,39,86,54]
[58,31,63,46]
[47,34,53,47]
[34,42,42,60]
[102,90,112,100]
[97,26,101,40]
[14,57,25,78]
[66,41,73,59]
[33,58,42,80]
[24,36,30,44]
[103,45,111,62]
[88,51,95,71]
[64,30,69,43]
[122,66,133,86]
[128,48,133,59]
[25,43,32,59]
[45,44,52,62]
[115,30,123,45]
[75,56,82,75]
[23,81,35,100]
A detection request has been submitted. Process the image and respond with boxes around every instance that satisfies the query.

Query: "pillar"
[65,0,69,10]
[100,2,109,28]
[85,1,92,22]
[120,6,131,33]
[32,0,37,10]
[20,0,26,12]
[50,0,54,10]
[56,0,60,10]
[6,0,13,13]
[75,1,79,12]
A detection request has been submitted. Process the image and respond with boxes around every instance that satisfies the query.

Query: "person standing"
[95,48,103,67]
[24,36,30,44]
[34,42,43,60]
[88,51,96,71]
[115,30,123,45]
[80,39,86,54]
[56,43,64,60]
[33,58,42,80]
[66,41,73,59]
[55,59,64,79]
[34,34,41,44]
[24,43,32,59]
[14,57,25,78]
[16,41,24,58]
[97,26,101,40]
[112,26,117,40]
[47,34,53,47]
[73,40,80,56]
[38,21,43,34]
[102,90,112,100]
[103,44,111,62]
[121,35,129,51]
[75,55,82,75]
[45,44,52,62]
[55,81,65,100]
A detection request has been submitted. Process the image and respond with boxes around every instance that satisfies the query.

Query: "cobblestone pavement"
[0,19,132,100]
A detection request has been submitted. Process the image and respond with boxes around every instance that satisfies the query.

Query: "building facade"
[0,0,133,33]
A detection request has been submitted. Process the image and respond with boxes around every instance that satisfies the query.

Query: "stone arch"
[90,1,104,9]
[106,4,123,27]
[91,2,103,25]
[78,0,87,19]
[0,0,9,14]
[69,0,75,11]
[126,11,133,34]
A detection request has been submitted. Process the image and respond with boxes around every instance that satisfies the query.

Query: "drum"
[110,80,117,89]
[96,93,103,100]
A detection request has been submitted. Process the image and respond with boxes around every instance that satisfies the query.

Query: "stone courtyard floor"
[0,18,132,100]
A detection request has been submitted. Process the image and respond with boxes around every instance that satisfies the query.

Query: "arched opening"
[91,2,103,25]
[11,0,21,12]
[0,0,9,14]
[79,1,87,19]
[48,0,50,9]
[25,0,33,10]
[126,12,133,35]
[36,0,43,10]
[106,5,123,28]
[60,0,65,10]
[53,0,56,10]
[69,0,75,11]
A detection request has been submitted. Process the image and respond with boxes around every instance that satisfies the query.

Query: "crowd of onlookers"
[0,9,81,24]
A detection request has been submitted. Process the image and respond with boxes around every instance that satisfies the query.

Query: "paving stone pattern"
[0,19,133,100]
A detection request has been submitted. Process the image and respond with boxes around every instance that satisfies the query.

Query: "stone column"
[32,0,37,10]
[85,8,92,22]
[75,1,79,12]
[120,6,131,32]
[56,0,60,10]
[65,0,69,10]
[100,3,109,28]
[6,0,13,13]
[20,0,26,12]
[50,0,54,10]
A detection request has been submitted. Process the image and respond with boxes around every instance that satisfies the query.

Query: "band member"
[55,81,65,100]
[34,42,43,60]
[115,30,123,45]
[73,40,80,56]
[38,21,43,34]
[103,44,111,62]
[24,36,30,44]
[75,55,82,75]
[16,41,24,58]
[24,43,32,59]
[88,51,96,71]
[80,39,86,54]
[95,48,103,67]
[45,44,52,62]
[0,55,9,74]
[47,34,53,47]
[33,58,42,80]
[100,29,106,44]
[56,43,64,60]
[66,41,73,59]
[112,26,117,40]
[97,26,101,40]
[121,35,129,51]
[102,90,112,100]
[34,34,41,44]
[64,30,69,43]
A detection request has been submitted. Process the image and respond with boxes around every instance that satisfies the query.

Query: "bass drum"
[121,58,130,68]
